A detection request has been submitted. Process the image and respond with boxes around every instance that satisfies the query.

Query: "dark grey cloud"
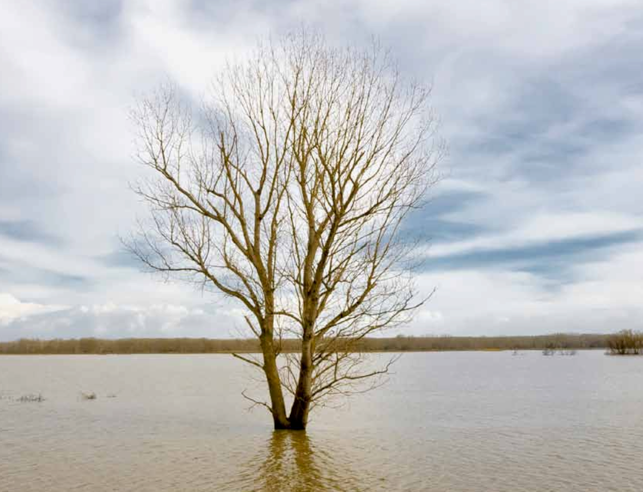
[0,106,72,204]
[425,230,642,278]
[56,0,123,24]
[97,249,144,270]
[0,258,91,290]
[402,190,491,243]
[419,218,486,243]
[50,0,125,52]
[458,85,637,185]
[424,190,489,216]
[0,220,63,246]
[437,15,643,195]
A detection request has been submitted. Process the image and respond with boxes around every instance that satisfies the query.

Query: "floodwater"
[1,351,642,491]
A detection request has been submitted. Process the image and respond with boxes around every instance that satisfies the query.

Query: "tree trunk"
[260,334,290,429]
[288,336,313,430]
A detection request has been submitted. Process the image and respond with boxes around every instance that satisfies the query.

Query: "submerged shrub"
[17,393,45,403]
[608,330,643,355]
[559,349,577,356]
[542,343,557,356]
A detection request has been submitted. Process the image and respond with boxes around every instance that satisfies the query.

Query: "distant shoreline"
[0,334,610,355]
[0,349,610,356]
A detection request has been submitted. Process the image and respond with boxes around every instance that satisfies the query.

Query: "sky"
[1,0,642,340]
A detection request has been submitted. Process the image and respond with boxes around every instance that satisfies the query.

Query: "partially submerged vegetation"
[16,393,45,403]
[542,343,577,356]
[607,330,643,355]
[0,333,610,355]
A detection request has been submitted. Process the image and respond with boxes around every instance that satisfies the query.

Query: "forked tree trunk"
[261,315,314,430]
[260,334,290,429]
[288,335,313,430]
[262,335,313,430]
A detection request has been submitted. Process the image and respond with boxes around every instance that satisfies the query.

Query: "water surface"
[1,351,642,491]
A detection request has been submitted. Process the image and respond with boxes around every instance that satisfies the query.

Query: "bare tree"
[128,32,444,430]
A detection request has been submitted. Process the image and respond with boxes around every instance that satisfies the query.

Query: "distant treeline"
[0,333,611,355]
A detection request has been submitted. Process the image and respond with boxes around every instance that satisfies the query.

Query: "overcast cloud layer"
[1,0,642,340]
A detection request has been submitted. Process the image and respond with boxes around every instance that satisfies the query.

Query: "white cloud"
[0,296,241,339]
[0,293,68,326]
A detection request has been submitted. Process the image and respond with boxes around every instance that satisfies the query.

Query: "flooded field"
[1,351,642,491]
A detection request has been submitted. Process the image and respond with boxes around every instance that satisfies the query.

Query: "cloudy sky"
[1,0,642,340]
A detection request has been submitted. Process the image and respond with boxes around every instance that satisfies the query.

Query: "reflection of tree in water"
[252,431,362,492]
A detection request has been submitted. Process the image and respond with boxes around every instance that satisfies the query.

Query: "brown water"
[1,351,642,491]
